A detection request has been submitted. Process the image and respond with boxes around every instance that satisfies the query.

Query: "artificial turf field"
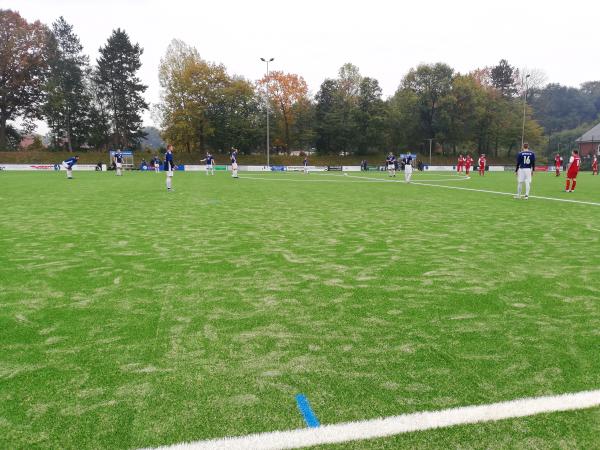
[1,169,599,449]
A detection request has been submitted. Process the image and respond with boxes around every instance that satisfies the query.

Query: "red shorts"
[567,169,579,179]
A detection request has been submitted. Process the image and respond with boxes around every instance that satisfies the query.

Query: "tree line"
[0,10,147,151]
[2,9,600,158]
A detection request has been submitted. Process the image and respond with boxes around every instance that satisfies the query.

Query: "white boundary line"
[411,181,600,206]
[321,173,600,207]
[145,389,600,450]
[240,173,470,184]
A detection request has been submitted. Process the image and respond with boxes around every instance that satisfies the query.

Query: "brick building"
[576,122,600,156]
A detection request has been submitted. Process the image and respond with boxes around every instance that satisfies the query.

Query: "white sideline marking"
[240,175,374,183]
[411,181,600,206]
[145,389,600,450]
[317,173,600,206]
[334,173,470,183]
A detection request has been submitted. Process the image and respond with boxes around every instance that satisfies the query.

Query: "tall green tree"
[0,9,49,149]
[314,64,367,154]
[85,67,111,150]
[354,77,385,154]
[208,76,263,153]
[95,28,148,148]
[401,63,454,140]
[530,83,597,133]
[43,16,89,151]
[490,59,517,97]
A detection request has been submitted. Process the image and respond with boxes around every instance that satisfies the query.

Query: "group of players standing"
[59,143,598,196]
[385,153,414,182]
[456,154,487,176]
[514,143,596,199]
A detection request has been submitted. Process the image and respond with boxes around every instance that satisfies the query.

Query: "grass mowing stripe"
[144,390,600,450]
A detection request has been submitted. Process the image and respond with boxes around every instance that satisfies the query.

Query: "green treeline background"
[2,10,600,160]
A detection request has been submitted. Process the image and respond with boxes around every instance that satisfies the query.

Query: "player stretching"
[464,154,473,176]
[164,144,176,191]
[303,156,309,174]
[565,150,581,192]
[61,155,79,179]
[478,154,486,176]
[114,149,124,176]
[386,152,396,177]
[457,154,464,173]
[592,155,598,176]
[201,152,215,176]
[554,153,563,177]
[515,143,535,200]
[230,147,239,178]
[402,154,413,183]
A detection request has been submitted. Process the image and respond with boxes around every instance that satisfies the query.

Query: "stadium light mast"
[521,73,530,148]
[261,57,274,168]
[425,138,434,166]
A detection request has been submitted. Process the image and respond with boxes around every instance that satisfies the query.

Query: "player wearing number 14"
[515,143,535,200]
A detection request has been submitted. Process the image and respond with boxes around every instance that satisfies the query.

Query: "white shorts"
[232,162,238,170]
[154,163,159,169]
[206,165,213,170]
[518,168,532,183]
[387,164,395,170]
[166,170,174,177]
[405,164,413,174]
[61,162,69,170]
[116,162,123,169]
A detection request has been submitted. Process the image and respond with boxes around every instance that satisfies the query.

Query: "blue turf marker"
[295,394,320,428]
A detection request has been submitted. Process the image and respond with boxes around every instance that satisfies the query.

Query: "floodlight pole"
[425,138,434,166]
[521,74,530,148]
[261,57,274,168]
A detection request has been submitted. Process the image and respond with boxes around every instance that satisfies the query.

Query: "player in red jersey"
[565,150,581,192]
[592,155,598,175]
[478,154,486,176]
[554,153,563,177]
[457,154,464,173]
[464,154,474,175]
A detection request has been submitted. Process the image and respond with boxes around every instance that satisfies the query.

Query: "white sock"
[67,170,72,178]
[166,177,172,189]
[525,181,530,196]
[517,183,522,196]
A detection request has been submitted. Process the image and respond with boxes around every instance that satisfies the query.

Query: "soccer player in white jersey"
[402,154,413,183]
[201,152,215,175]
[515,143,535,199]
[164,144,176,191]
[230,147,239,178]
[386,152,396,177]
[152,156,160,173]
[61,155,79,179]
[114,150,124,176]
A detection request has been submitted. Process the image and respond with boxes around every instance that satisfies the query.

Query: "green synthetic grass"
[0,169,599,449]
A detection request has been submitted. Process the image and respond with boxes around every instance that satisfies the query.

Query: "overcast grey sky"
[5,0,600,129]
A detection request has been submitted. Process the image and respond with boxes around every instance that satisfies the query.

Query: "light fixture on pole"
[521,73,530,148]
[260,57,274,168]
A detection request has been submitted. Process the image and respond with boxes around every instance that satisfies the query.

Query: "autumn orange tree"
[258,71,309,151]
[0,9,49,149]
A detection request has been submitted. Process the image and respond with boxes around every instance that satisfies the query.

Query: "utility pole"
[425,138,434,166]
[260,57,274,168]
[521,73,530,148]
